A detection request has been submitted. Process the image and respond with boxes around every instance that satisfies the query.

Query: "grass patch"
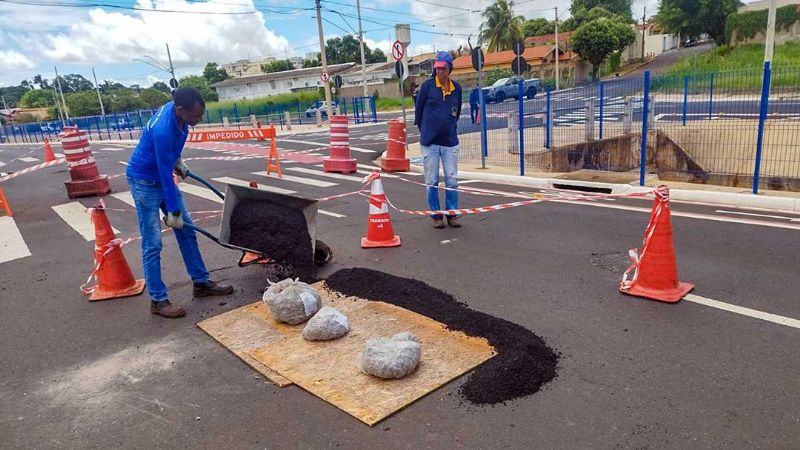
[374,97,414,111]
[205,91,324,118]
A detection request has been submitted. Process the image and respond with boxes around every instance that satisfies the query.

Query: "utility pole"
[91,67,106,118]
[641,6,646,60]
[51,85,64,125]
[765,0,777,64]
[54,66,70,121]
[315,0,334,118]
[356,0,369,97]
[554,6,559,91]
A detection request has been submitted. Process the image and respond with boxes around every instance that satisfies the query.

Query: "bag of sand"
[360,332,421,379]
[262,278,321,324]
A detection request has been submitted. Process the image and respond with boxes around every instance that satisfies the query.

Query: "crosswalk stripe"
[211,177,297,195]
[251,171,337,187]
[0,216,32,264]
[111,191,166,218]
[287,167,364,182]
[179,183,223,204]
[52,201,118,241]
[19,157,39,163]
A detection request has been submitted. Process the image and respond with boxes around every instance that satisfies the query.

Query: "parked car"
[305,101,338,118]
[482,77,542,103]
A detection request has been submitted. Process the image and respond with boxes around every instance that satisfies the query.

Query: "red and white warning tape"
[0,158,65,183]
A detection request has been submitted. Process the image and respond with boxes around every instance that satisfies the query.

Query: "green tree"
[524,18,556,37]
[19,89,54,108]
[0,84,30,107]
[178,75,218,102]
[479,0,525,52]
[203,62,230,84]
[485,68,516,85]
[571,17,636,78]
[64,91,104,116]
[139,88,170,109]
[366,47,387,63]
[19,80,34,91]
[302,58,321,68]
[151,81,170,93]
[33,74,50,90]
[656,0,738,44]
[108,91,147,113]
[59,74,94,92]
[100,80,125,93]
[260,59,294,73]
[562,6,625,31]
[570,0,633,22]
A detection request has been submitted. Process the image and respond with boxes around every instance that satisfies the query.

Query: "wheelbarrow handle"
[186,171,225,200]
[182,222,266,259]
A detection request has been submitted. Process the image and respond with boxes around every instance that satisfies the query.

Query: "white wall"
[217,75,325,101]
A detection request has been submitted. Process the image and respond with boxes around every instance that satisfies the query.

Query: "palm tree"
[479,0,525,53]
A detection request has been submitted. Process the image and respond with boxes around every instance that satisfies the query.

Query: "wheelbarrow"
[178,172,332,268]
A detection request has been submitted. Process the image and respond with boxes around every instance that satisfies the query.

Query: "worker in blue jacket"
[414,51,462,228]
[126,87,233,319]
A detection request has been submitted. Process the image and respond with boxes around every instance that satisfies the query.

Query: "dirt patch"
[323,268,559,405]
[228,200,315,280]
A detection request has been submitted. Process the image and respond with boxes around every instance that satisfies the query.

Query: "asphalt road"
[1,125,799,448]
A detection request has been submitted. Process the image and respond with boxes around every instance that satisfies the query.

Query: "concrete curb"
[409,164,800,212]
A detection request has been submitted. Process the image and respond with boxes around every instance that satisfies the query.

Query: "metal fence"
[458,66,800,193]
[0,96,378,144]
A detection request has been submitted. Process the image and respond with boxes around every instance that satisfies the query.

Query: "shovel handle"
[183,222,220,243]
[186,171,225,200]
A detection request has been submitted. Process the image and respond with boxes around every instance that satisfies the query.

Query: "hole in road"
[552,183,612,194]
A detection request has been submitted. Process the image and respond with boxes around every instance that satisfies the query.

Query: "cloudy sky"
[1,0,662,87]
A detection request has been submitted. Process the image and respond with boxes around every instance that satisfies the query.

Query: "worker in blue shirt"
[469,87,480,123]
[126,87,233,319]
[414,51,462,229]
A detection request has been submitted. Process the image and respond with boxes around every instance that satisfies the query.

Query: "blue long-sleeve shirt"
[414,76,462,147]
[126,102,188,212]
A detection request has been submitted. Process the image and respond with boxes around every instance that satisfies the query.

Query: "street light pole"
[356,0,369,98]
[554,6,559,92]
[315,0,334,118]
[91,67,106,118]
[54,66,70,121]
[166,43,176,82]
[764,0,777,64]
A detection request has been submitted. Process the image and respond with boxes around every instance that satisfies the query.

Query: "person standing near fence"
[414,51,463,229]
[469,87,480,124]
[126,87,234,319]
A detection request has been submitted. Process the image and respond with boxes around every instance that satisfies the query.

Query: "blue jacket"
[469,88,480,106]
[126,101,188,212]
[414,76,462,147]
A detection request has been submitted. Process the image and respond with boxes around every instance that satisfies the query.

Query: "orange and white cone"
[620,186,694,303]
[43,138,56,162]
[361,172,401,248]
[85,202,146,301]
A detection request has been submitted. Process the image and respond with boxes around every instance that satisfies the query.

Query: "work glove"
[174,158,189,179]
[164,211,184,230]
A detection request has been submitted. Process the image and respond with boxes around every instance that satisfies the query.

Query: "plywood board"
[196,302,293,387]
[248,286,496,426]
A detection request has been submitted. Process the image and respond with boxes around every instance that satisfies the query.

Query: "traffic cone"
[43,138,56,162]
[0,188,12,216]
[619,186,694,303]
[266,138,282,177]
[87,202,145,301]
[361,171,401,248]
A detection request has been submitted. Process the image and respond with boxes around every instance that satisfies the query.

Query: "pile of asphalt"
[323,268,559,405]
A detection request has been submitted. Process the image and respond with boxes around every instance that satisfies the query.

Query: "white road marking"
[0,161,5,167]
[716,209,800,222]
[211,177,297,195]
[287,167,364,182]
[318,210,346,218]
[19,157,39,163]
[251,171,337,187]
[111,191,165,219]
[54,153,65,158]
[99,147,126,152]
[684,294,800,329]
[0,216,32,264]
[178,183,223,204]
[280,138,373,153]
[119,161,128,166]
[52,202,118,241]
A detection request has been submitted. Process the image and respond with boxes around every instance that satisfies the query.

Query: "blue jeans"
[127,177,209,302]
[421,144,459,220]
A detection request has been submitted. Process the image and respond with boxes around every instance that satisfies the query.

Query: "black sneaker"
[193,280,234,298]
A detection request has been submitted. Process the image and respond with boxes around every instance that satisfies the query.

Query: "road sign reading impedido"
[320,72,330,83]
[186,128,269,143]
[511,56,529,76]
[391,40,405,61]
[471,48,485,72]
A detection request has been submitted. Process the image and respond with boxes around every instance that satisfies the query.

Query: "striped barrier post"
[59,126,111,198]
